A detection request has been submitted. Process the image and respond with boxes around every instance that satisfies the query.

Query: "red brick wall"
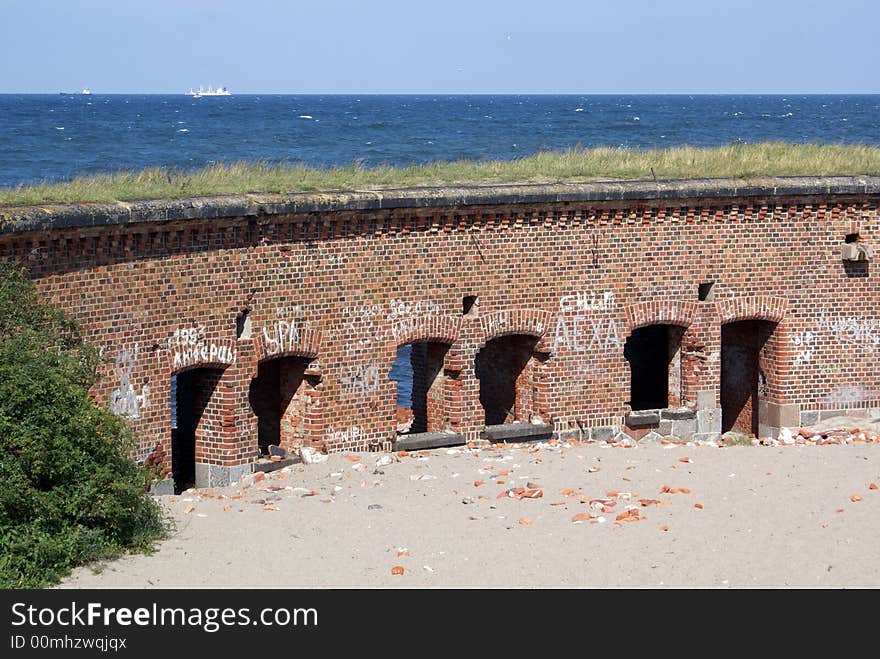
[2,190,878,472]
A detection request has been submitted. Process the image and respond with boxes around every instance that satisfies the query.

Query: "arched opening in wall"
[388,342,451,436]
[249,356,319,457]
[721,320,776,435]
[171,367,224,494]
[476,334,540,427]
[624,324,685,411]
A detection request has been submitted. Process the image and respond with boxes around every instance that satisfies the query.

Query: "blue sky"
[2,0,878,94]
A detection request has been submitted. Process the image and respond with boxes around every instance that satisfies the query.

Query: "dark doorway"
[389,342,450,435]
[249,356,311,455]
[171,368,222,494]
[721,320,775,435]
[625,324,682,410]
[475,334,538,426]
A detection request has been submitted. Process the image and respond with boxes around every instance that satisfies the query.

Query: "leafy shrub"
[0,262,164,588]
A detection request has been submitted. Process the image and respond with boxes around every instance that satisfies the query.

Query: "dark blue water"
[1,94,879,188]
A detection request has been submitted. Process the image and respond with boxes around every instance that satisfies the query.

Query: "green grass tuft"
[1,142,879,206]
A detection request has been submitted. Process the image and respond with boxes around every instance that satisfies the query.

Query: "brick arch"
[715,296,788,324]
[626,300,697,331]
[477,309,555,348]
[253,322,322,362]
[390,314,462,348]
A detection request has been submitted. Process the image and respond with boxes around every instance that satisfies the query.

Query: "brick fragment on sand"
[870,483,879,490]
[661,485,690,494]
[615,509,645,522]
[184,505,195,514]
[391,566,405,576]
[694,503,703,509]
[347,455,360,462]
[519,517,533,526]
[571,512,593,523]
[660,525,669,532]
[850,494,862,502]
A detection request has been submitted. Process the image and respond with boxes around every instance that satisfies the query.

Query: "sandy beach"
[58,435,880,590]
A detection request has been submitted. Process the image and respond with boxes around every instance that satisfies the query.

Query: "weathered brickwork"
[1,178,878,487]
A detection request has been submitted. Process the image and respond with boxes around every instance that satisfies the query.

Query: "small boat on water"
[186,85,231,98]
[81,88,91,95]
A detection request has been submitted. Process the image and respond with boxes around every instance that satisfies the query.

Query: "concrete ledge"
[624,412,660,427]
[3,176,879,234]
[482,423,553,443]
[661,408,696,420]
[252,457,297,473]
[393,431,466,451]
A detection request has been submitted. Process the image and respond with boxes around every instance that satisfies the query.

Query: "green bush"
[0,262,164,588]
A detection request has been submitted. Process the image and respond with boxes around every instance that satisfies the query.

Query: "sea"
[2,93,878,405]
[1,94,879,189]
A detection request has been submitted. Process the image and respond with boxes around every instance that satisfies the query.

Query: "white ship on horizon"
[186,85,231,97]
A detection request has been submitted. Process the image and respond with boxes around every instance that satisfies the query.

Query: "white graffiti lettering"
[326,426,365,444]
[262,319,310,357]
[792,330,815,366]
[109,347,150,419]
[340,364,380,396]
[822,384,880,404]
[559,290,616,312]
[553,315,623,352]
[818,312,880,352]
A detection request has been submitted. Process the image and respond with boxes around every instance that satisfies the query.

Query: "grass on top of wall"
[2,142,880,206]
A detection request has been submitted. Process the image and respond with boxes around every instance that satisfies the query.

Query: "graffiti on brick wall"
[558,290,616,312]
[326,426,365,445]
[389,298,441,343]
[389,298,441,321]
[338,298,443,350]
[109,346,150,419]
[483,310,546,338]
[167,324,237,370]
[340,363,381,396]
[792,330,816,366]
[818,312,880,352]
[262,315,313,357]
[337,304,385,353]
[553,291,622,352]
[822,384,880,404]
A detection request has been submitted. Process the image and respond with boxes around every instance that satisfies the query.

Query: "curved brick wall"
[2,176,878,487]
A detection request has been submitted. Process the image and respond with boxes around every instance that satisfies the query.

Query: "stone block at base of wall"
[799,410,820,427]
[697,391,715,410]
[195,463,251,489]
[697,408,722,435]
[692,432,722,443]
[589,426,618,442]
[671,418,697,438]
[149,478,175,496]
[759,401,800,429]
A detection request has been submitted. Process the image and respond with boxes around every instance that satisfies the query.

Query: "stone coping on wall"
[2,175,879,234]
